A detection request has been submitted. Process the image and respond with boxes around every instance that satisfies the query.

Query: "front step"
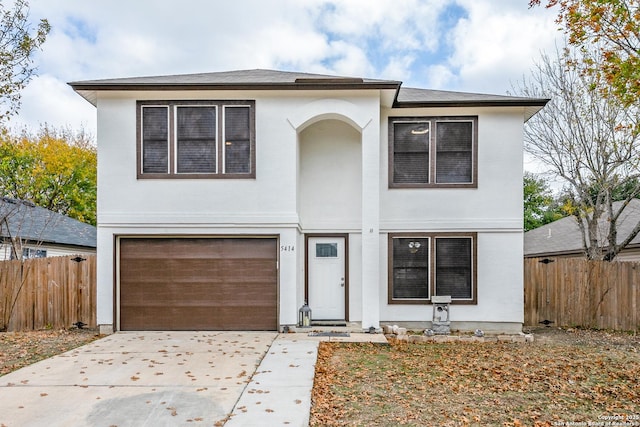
[311,320,347,327]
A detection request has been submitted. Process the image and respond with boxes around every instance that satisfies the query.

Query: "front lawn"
[0,329,100,376]
[311,328,640,426]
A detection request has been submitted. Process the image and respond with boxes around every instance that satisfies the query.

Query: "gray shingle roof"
[0,198,96,248]
[397,87,546,105]
[69,68,548,118]
[524,199,640,257]
[69,68,399,87]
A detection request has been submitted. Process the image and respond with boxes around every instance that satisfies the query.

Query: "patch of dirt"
[0,328,101,376]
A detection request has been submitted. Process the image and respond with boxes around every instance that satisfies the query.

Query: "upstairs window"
[389,116,477,188]
[176,106,217,174]
[137,101,255,178]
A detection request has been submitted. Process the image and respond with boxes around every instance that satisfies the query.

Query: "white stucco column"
[278,227,299,328]
[96,228,114,333]
[360,119,380,330]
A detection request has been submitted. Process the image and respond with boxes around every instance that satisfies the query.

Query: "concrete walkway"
[0,330,386,427]
[226,332,387,426]
[226,335,318,426]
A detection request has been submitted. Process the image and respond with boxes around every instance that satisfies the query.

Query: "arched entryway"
[298,118,362,321]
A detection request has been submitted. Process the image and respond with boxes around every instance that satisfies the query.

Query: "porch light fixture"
[298,302,312,328]
[408,241,421,253]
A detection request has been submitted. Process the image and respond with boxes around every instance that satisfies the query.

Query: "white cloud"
[11,0,563,134]
[381,54,417,82]
[328,40,374,77]
[443,0,560,94]
[317,0,447,53]
[423,64,457,89]
[8,74,95,134]
[239,24,331,71]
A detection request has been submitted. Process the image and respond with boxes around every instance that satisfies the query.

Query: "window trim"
[136,100,256,179]
[388,116,478,188]
[387,232,477,305]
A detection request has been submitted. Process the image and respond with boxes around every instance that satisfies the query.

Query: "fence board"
[525,257,640,331]
[0,255,96,331]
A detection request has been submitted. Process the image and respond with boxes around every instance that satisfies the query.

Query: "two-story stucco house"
[70,69,547,334]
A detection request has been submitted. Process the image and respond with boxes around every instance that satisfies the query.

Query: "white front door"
[308,236,346,320]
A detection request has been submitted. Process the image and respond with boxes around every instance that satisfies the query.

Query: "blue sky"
[12,0,560,138]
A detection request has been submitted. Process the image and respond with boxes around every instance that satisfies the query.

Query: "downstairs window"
[388,233,477,304]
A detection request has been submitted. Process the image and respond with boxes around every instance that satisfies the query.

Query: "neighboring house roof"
[69,68,548,120]
[0,197,96,248]
[524,199,640,257]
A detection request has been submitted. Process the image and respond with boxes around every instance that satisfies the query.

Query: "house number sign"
[280,245,295,252]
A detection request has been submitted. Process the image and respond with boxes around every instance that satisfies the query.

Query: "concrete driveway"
[0,331,318,427]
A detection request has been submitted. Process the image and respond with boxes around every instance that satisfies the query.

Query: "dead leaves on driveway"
[311,334,640,426]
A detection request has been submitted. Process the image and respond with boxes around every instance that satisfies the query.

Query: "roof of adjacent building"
[0,197,96,248]
[524,199,640,257]
[69,68,548,119]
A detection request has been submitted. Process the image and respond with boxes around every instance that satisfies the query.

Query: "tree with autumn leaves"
[0,127,97,225]
[530,0,640,107]
[0,1,96,226]
[0,126,96,330]
[523,0,640,260]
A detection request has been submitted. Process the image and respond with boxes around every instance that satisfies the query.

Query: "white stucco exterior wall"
[95,91,384,330]
[93,87,527,333]
[378,108,525,330]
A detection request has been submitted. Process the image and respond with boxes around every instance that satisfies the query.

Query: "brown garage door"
[119,237,277,331]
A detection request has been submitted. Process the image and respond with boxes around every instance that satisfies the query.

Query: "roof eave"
[525,241,640,258]
[68,81,402,107]
[524,249,584,258]
[392,98,549,121]
[392,99,549,108]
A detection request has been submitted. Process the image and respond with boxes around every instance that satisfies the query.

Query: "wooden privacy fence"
[524,257,640,331]
[0,255,96,332]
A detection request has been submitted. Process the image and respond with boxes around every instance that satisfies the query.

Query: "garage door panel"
[120,306,277,331]
[119,238,277,331]
[120,238,275,258]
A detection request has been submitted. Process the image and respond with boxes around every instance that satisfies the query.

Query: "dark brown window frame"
[136,100,256,179]
[388,116,478,188]
[387,232,478,305]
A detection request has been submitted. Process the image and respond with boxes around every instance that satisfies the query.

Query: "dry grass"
[0,328,100,376]
[311,328,640,426]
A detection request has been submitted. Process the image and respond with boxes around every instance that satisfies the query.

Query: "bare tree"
[0,198,57,330]
[513,44,640,260]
